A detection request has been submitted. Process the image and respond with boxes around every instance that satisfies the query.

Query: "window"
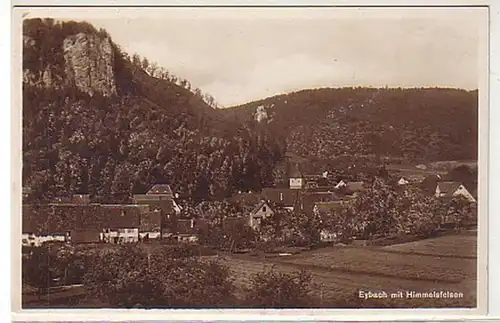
[262,206,267,212]
[280,193,283,201]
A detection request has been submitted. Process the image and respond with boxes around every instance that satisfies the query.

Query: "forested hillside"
[22,19,478,204]
[22,19,284,203]
[224,87,478,164]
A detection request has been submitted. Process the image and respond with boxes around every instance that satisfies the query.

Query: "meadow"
[223,232,478,308]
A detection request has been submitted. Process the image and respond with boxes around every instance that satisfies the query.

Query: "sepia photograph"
[13,4,489,314]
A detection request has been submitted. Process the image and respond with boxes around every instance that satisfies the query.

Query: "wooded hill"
[22,19,284,203]
[22,19,478,203]
[223,87,478,164]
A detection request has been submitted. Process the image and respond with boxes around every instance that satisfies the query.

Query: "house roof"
[229,192,262,205]
[147,184,174,197]
[437,181,463,195]
[305,186,336,193]
[222,216,248,231]
[345,182,364,193]
[71,230,101,242]
[289,163,303,178]
[298,192,341,214]
[101,205,142,228]
[249,200,272,216]
[261,188,300,207]
[71,194,90,204]
[314,201,346,215]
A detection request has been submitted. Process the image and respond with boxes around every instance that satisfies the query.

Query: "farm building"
[435,181,476,202]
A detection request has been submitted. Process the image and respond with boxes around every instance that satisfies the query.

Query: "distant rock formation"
[63,32,117,97]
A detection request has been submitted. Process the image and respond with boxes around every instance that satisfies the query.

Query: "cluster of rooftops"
[21,167,476,243]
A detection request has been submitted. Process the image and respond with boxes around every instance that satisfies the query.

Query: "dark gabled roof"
[222,216,248,231]
[70,230,101,243]
[147,184,174,197]
[297,192,341,215]
[314,201,346,215]
[229,192,262,205]
[101,204,141,228]
[304,186,336,193]
[261,188,300,207]
[437,181,463,195]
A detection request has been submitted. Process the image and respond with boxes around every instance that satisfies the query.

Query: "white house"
[247,200,274,230]
[435,181,476,202]
[398,177,410,185]
[289,164,304,190]
[22,232,67,247]
[334,180,346,189]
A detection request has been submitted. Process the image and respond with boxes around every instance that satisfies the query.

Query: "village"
[21,160,477,249]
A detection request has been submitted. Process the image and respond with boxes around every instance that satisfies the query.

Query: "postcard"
[10,3,490,321]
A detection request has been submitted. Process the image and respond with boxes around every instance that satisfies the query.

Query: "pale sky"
[22,7,487,107]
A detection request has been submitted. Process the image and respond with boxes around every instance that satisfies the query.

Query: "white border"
[7,0,500,321]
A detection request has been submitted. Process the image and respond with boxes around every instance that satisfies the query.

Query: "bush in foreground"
[82,245,236,308]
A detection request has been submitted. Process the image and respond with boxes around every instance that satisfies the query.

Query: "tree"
[83,245,236,307]
[243,268,314,308]
[132,53,141,67]
[22,247,58,299]
[141,57,150,72]
[147,62,159,77]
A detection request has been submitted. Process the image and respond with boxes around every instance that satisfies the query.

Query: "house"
[247,200,274,230]
[397,177,410,185]
[313,201,350,242]
[162,217,209,242]
[102,205,141,244]
[297,191,341,215]
[229,192,262,205]
[71,194,90,205]
[336,181,364,196]
[261,188,300,211]
[289,163,304,190]
[138,205,162,240]
[133,184,182,216]
[334,180,347,189]
[420,174,443,195]
[435,181,476,202]
[70,230,101,244]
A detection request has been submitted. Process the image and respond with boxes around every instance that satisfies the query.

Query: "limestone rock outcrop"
[62,33,117,97]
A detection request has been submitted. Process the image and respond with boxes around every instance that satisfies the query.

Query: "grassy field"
[222,232,478,308]
[22,232,477,309]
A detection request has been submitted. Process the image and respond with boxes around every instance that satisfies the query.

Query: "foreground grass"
[223,233,477,308]
[22,233,478,308]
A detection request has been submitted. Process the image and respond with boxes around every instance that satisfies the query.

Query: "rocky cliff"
[23,32,117,97]
[63,32,116,97]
